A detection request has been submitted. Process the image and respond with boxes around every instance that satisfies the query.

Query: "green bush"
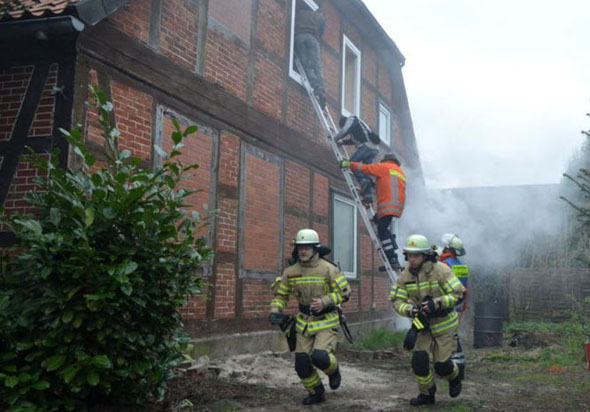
[0,87,212,411]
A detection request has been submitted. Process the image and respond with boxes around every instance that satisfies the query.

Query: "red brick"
[361,86,377,131]
[242,153,280,271]
[312,172,329,217]
[252,52,283,119]
[28,64,57,137]
[241,278,274,318]
[204,29,249,100]
[322,0,340,54]
[214,263,236,319]
[109,0,151,43]
[284,160,309,211]
[110,80,153,160]
[256,0,287,56]
[160,0,199,70]
[0,66,33,141]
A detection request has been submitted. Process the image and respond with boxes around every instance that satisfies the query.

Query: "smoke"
[398,164,567,268]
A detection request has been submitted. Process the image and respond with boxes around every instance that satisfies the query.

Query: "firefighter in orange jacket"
[340,153,406,269]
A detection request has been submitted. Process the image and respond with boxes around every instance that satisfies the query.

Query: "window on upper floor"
[379,103,392,146]
[289,0,319,84]
[332,194,357,278]
[341,35,361,116]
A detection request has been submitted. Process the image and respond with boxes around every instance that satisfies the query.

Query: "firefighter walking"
[390,234,466,406]
[269,229,351,405]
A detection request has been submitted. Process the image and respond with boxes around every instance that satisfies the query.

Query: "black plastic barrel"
[473,301,505,348]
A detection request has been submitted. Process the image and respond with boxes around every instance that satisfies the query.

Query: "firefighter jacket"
[390,261,466,336]
[440,253,469,310]
[350,161,406,218]
[440,254,469,288]
[270,253,351,335]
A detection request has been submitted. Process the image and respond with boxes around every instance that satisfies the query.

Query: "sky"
[363,0,590,189]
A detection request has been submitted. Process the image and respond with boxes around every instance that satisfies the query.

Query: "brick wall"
[242,278,274,318]
[160,0,199,70]
[0,66,33,142]
[256,0,287,56]
[204,29,249,100]
[160,111,215,239]
[312,172,329,218]
[361,85,377,130]
[374,276,391,311]
[28,64,57,137]
[286,86,315,139]
[1,155,49,230]
[109,0,151,44]
[252,52,283,119]
[110,80,153,160]
[215,263,237,319]
[242,150,281,271]
[322,0,340,54]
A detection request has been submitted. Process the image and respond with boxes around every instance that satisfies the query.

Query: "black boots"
[328,367,341,390]
[410,385,436,406]
[449,376,462,398]
[302,383,325,405]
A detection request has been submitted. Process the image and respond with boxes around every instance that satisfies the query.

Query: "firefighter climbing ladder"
[295,58,398,284]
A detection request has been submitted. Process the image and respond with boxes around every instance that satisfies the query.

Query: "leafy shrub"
[0,87,212,411]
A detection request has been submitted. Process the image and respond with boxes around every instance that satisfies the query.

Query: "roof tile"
[0,0,81,20]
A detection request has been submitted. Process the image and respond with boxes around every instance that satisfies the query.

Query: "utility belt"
[298,304,335,317]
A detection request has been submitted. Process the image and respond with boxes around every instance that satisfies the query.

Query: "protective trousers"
[412,327,459,395]
[377,215,398,264]
[294,328,338,393]
[294,33,325,93]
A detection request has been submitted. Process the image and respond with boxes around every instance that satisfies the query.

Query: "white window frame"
[379,103,392,146]
[341,35,361,116]
[333,194,358,278]
[288,0,319,85]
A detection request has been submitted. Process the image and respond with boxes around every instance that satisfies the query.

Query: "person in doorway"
[340,153,406,270]
[294,0,327,109]
[269,229,351,405]
[390,234,466,406]
[334,115,381,204]
[438,233,469,380]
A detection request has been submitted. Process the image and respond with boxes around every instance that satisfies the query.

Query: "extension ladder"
[295,58,398,284]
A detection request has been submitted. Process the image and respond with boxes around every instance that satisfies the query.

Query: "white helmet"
[294,229,320,245]
[441,233,466,256]
[403,234,431,253]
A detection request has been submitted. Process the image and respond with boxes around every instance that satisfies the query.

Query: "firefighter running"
[438,233,469,380]
[268,229,351,405]
[390,234,466,406]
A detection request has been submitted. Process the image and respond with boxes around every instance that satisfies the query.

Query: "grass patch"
[347,328,405,351]
[483,351,541,363]
[505,318,589,368]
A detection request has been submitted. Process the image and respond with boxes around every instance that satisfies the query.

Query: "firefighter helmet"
[441,233,466,256]
[403,234,430,253]
[294,229,320,245]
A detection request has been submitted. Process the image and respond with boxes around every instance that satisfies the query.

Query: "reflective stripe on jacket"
[269,253,351,335]
[390,261,465,336]
[350,161,406,218]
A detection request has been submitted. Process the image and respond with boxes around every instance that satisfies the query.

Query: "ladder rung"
[294,58,398,284]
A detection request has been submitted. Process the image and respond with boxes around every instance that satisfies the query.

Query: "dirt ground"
[148,342,590,412]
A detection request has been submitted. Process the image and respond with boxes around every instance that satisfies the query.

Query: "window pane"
[333,198,355,273]
[344,48,357,114]
[379,105,391,146]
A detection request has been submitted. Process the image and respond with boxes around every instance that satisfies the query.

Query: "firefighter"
[340,153,405,269]
[390,234,466,406]
[269,229,351,405]
[334,115,381,204]
[439,233,469,380]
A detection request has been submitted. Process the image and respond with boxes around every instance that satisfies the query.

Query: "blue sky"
[364,0,590,188]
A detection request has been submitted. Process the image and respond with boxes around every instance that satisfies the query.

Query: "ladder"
[295,58,398,284]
